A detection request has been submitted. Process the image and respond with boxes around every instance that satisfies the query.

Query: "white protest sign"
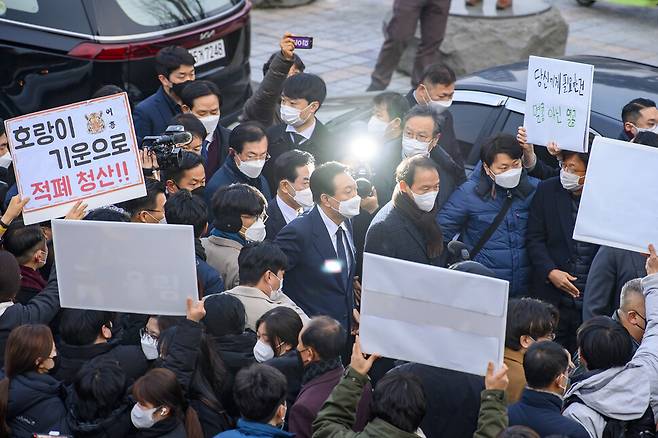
[52,219,198,315]
[573,136,658,253]
[5,93,145,225]
[359,253,509,376]
[524,56,594,152]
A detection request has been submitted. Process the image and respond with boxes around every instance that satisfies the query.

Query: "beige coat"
[201,235,242,290]
[223,285,310,331]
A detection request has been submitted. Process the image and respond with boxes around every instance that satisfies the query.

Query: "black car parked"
[0,0,252,123]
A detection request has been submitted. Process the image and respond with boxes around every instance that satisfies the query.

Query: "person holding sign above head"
[620,98,658,141]
[438,134,539,296]
[202,183,268,289]
[161,150,207,199]
[526,147,599,353]
[133,46,195,144]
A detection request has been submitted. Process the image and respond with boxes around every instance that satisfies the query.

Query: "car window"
[450,102,499,166]
[88,0,239,36]
[0,0,92,34]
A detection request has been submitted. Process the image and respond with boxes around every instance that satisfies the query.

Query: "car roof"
[457,55,658,121]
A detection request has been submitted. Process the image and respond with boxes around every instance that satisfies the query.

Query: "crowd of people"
[1,32,658,438]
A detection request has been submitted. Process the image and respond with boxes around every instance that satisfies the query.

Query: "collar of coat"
[475,169,534,200]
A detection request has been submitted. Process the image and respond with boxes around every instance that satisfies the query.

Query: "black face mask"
[171,80,193,99]
[191,185,206,199]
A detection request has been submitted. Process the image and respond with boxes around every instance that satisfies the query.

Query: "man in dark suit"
[527,150,599,353]
[405,64,465,190]
[133,46,195,144]
[265,149,315,240]
[275,162,360,332]
[264,73,332,194]
[205,122,272,225]
[289,316,371,438]
[619,97,658,141]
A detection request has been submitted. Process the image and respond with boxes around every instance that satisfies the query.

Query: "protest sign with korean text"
[573,136,658,253]
[359,253,509,376]
[524,56,594,152]
[5,93,145,224]
[53,219,197,315]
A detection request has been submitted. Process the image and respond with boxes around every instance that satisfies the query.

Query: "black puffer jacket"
[209,332,256,377]
[7,371,70,437]
[67,397,135,438]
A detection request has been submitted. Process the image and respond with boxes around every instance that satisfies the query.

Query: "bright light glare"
[348,135,377,162]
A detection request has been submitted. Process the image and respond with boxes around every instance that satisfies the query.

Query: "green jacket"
[312,367,421,438]
[473,389,508,438]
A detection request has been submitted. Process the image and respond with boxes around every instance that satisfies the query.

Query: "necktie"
[335,227,350,289]
[291,132,305,146]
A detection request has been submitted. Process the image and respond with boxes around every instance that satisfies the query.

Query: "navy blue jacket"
[205,157,272,224]
[7,372,70,437]
[265,197,288,241]
[508,389,589,438]
[275,206,356,331]
[215,419,294,438]
[526,176,599,306]
[438,166,538,296]
[133,87,181,145]
[203,125,232,180]
[197,256,225,296]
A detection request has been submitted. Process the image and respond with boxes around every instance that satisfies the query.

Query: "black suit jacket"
[133,87,181,144]
[365,201,445,266]
[203,125,232,180]
[264,120,333,193]
[526,176,599,306]
[265,197,288,240]
[274,206,355,330]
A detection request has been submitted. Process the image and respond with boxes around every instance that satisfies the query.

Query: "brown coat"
[504,347,526,404]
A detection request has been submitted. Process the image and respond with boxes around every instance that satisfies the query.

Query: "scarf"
[210,228,246,246]
[392,188,443,258]
[302,357,342,385]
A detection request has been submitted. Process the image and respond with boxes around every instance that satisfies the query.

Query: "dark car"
[0,0,252,123]
[322,55,658,172]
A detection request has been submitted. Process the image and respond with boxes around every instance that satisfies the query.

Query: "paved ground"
[249,0,658,97]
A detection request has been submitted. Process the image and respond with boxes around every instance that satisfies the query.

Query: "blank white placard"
[52,219,197,315]
[359,253,509,376]
[573,136,658,254]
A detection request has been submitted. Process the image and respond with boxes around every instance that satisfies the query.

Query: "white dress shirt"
[286,118,316,144]
[276,195,301,224]
[317,205,354,263]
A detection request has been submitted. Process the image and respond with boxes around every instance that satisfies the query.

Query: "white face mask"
[253,339,275,363]
[635,124,658,135]
[560,169,584,192]
[490,166,522,189]
[280,104,311,128]
[198,114,220,140]
[237,157,266,179]
[131,404,158,429]
[140,334,159,360]
[287,183,314,208]
[411,190,438,212]
[421,85,452,115]
[267,270,284,300]
[331,195,361,219]
[245,218,266,242]
[402,136,431,158]
[0,152,11,168]
[367,116,389,137]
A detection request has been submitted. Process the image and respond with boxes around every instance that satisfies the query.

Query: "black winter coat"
[67,397,135,438]
[55,338,148,384]
[266,349,304,408]
[210,332,256,377]
[135,416,186,438]
[7,371,70,437]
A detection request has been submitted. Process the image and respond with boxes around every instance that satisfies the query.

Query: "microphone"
[142,131,193,146]
[447,240,470,262]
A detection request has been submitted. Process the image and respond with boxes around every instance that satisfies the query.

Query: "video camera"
[141,125,192,171]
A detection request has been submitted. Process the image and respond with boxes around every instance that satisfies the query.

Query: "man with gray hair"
[614,278,646,349]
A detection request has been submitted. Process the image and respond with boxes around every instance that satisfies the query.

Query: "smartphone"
[291,36,313,50]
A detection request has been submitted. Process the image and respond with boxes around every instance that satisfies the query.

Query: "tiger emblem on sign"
[85,111,105,134]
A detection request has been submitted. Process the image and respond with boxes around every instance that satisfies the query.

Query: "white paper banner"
[360,253,509,376]
[573,136,658,253]
[524,56,594,153]
[5,93,145,225]
[52,219,198,315]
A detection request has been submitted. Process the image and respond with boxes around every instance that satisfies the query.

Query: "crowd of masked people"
[2,31,658,437]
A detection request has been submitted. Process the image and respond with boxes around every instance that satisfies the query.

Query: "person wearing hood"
[205,122,272,225]
[563,245,658,437]
[224,242,308,332]
[202,293,257,378]
[202,183,268,289]
[257,307,305,409]
[164,189,224,296]
[0,324,70,437]
[180,80,232,178]
[438,133,539,296]
[67,357,135,438]
[55,309,148,385]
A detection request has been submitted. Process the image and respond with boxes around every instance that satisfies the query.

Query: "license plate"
[190,39,226,67]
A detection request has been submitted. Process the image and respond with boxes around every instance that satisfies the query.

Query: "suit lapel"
[556,187,575,252]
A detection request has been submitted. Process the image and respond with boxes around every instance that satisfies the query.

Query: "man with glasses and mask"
[206,122,272,225]
[508,341,588,438]
[118,178,167,224]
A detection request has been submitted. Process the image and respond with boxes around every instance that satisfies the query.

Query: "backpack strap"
[470,192,513,259]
